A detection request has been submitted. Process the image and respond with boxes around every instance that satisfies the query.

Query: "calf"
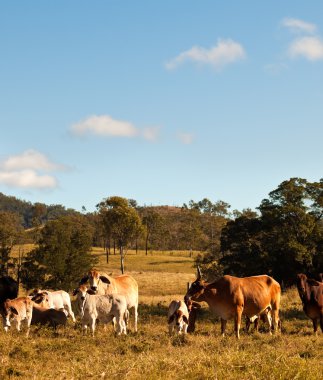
[245,306,273,333]
[30,289,76,322]
[31,303,67,329]
[167,300,189,335]
[73,285,128,336]
[0,297,33,336]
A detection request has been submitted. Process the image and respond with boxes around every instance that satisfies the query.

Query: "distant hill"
[0,192,80,228]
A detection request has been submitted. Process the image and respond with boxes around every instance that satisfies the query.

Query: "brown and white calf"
[167,300,189,335]
[73,285,128,336]
[245,305,273,333]
[0,297,33,336]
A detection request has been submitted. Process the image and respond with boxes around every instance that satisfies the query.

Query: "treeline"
[0,177,322,287]
[0,192,80,228]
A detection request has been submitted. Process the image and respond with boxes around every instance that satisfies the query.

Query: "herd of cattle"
[0,268,322,339]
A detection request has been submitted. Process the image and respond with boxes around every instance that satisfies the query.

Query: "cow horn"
[197,266,202,279]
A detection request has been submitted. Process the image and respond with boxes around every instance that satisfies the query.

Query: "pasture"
[1,249,322,379]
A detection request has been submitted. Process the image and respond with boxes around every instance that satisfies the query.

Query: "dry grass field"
[1,248,322,379]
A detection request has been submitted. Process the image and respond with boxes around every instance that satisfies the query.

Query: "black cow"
[0,276,18,305]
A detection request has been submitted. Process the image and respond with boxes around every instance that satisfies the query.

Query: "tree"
[0,211,23,276]
[142,208,164,255]
[97,196,142,273]
[20,214,97,290]
[258,177,323,281]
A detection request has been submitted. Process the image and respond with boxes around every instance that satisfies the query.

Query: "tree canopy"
[20,214,97,290]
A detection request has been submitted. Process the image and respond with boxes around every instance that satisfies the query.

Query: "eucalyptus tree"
[97,196,142,273]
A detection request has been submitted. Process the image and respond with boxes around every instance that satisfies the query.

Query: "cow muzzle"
[90,286,97,292]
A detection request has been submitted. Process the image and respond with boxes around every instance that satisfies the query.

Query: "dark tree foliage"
[258,178,323,282]
[0,211,23,276]
[20,214,97,291]
[220,215,267,276]
[215,178,323,283]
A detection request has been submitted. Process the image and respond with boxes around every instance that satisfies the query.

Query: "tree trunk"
[120,246,125,274]
[145,234,149,256]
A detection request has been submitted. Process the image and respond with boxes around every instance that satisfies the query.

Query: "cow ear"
[87,289,96,295]
[10,306,18,315]
[197,266,202,280]
[100,276,110,284]
[183,315,189,324]
[79,276,89,285]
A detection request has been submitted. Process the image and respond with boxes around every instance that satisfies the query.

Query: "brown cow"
[296,273,323,335]
[0,297,33,337]
[184,268,281,338]
[80,269,138,331]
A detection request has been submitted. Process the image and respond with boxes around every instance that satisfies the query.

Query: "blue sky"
[0,1,322,213]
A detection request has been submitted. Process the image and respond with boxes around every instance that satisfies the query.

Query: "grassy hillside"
[1,249,322,379]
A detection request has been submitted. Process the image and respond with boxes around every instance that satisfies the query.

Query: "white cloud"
[0,150,65,190]
[71,114,160,141]
[288,36,323,60]
[0,169,57,189]
[282,18,317,34]
[165,39,246,70]
[1,149,65,171]
[177,132,194,145]
[71,115,138,138]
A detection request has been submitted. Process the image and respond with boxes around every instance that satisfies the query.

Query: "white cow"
[73,285,128,336]
[1,297,33,337]
[167,300,189,336]
[31,289,76,322]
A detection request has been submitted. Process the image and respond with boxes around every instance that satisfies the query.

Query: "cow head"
[296,273,307,299]
[31,291,50,308]
[184,266,207,303]
[82,269,111,293]
[168,310,189,333]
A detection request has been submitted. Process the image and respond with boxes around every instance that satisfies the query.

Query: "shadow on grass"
[149,260,191,265]
[281,307,307,320]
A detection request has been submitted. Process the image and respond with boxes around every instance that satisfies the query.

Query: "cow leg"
[263,312,272,335]
[271,308,280,333]
[221,318,227,337]
[168,323,174,336]
[312,318,318,335]
[66,305,76,323]
[131,305,138,333]
[320,312,323,333]
[245,317,251,333]
[90,317,96,337]
[114,315,123,335]
[82,323,88,335]
[234,306,243,339]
